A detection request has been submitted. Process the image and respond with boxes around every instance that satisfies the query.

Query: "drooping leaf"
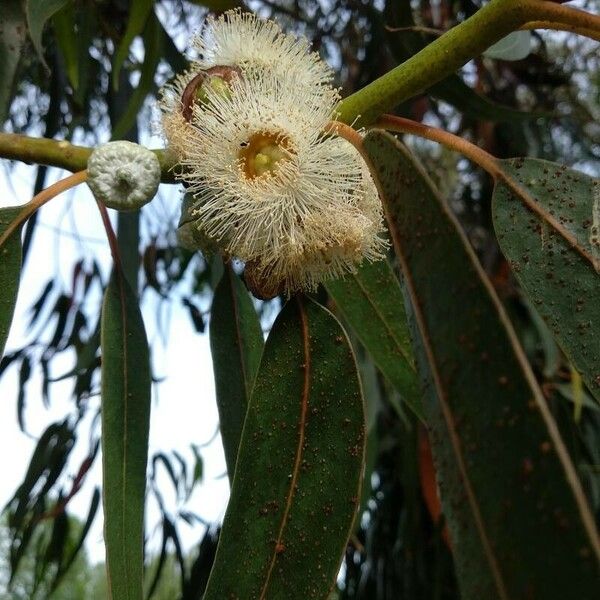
[111,12,162,140]
[101,269,151,600]
[326,259,423,419]
[0,206,23,360]
[364,131,600,600]
[209,266,264,480]
[112,0,154,90]
[25,0,70,67]
[492,159,600,402]
[152,453,180,500]
[0,0,27,124]
[51,487,101,592]
[111,14,163,140]
[52,3,79,91]
[204,296,365,599]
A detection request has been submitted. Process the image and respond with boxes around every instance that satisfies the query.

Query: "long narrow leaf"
[209,266,263,480]
[326,259,423,419]
[364,131,600,600]
[25,0,69,67]
[0,206,23,360]
[101,270,151,600]
[204,296,365,599]
[111,0,153,90]
[0,1,27,124]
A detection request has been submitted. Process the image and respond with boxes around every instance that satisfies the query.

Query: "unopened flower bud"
[87,141,160,211]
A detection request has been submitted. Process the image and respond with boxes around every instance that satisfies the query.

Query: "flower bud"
[87,141,160,211]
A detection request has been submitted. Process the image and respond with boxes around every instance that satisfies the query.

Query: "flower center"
[239,132,293,179]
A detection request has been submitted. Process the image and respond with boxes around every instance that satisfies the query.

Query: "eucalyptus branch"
[521,21,600,41]
[0,133,176,182]
[526,1,600,37]
[0,170,88,248]
[337,0,600,125]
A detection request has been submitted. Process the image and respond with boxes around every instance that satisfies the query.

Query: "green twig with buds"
[0,0,598,176]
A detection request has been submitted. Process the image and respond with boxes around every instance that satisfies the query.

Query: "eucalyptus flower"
[166,68,386,296]
[160,9,335,164]
[191,9,335,92]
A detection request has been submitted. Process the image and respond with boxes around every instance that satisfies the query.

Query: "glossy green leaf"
[25,0,70,67]
[0,1,27,124]
[204,296,365,599]
[364,131,600,600]
[326,259,423,420]
[101,269,151,600]
[111,12,161,141]
[112,0,153,90]
[492,158,600,402]
[209,266,264,481]
[0,206,23,361]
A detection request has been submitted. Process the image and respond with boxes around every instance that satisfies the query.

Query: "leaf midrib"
[258,298,311,599]
[350,271,415,370]
[118,270,133,600]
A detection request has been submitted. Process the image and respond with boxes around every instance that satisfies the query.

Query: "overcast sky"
[0,148,231,564]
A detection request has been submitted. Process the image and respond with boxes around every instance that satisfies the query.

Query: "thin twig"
[371,114,598,269]
[520,20,600,41]
[95,200,123,272]
[0,170,88,249]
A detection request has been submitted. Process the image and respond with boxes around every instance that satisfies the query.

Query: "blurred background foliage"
[0,0,598,598]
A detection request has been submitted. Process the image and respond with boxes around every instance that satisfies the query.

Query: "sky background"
[0,138,232,564]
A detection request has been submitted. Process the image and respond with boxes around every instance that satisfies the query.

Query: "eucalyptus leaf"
[52,4,79,91]
[111,12,162,141]
[484,31,532,61]
[364,130,600,600]
[0,1,27,124]
[204,296,365,599]
[326,259,423,420]
[101,269,151,600]
[111,0,153,90]
[492,159,600,402]
[209,266,264,481]
[25,0,70,67]
[0,206,23,360]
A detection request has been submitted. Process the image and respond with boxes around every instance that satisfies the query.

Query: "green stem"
[336,0,600,125]
[0,132,176,182]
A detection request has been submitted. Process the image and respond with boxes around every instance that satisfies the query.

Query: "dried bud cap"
[87,141,160,211]
[180,65,240,122]
[244,260,285,300]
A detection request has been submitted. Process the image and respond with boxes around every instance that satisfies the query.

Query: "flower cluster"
[161,10,385,297]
